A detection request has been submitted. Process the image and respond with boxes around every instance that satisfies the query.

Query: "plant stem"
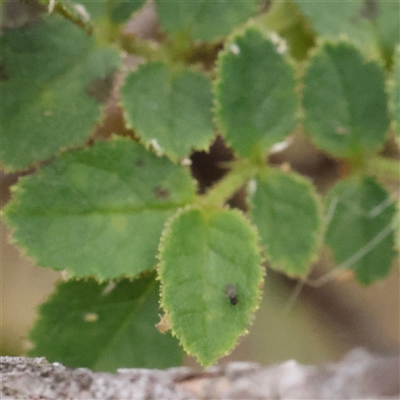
[199,159,259,207]
[368,155,400,182]
[37,0,94,35]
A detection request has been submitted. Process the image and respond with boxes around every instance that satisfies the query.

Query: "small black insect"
[225,284,238,305]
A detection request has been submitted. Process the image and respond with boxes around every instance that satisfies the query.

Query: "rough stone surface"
[1,349,399,399]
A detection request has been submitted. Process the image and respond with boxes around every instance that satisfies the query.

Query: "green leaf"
[109,0,145,24]
[29,273,183,371]
[390,46,400,136]
[373,1,400,62]
[302,41,390,158]
[35,0,94,34]
[4,137,196,279]
[120,62,214,162]
[249,168,321,277]
[158,206,264,366]
[154,0,258,42]
[214,27,298,158]
[294,0,400,61]
[0,13,121,171]
[77,0,146,24]
[258,0,315,61]
[295,0,377,53]
[324,176,397,285]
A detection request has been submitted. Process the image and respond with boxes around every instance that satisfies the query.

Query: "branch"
[1,348,399,399]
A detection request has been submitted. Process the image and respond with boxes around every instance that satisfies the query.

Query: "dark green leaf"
[29,273,183,371]
[0,13,121,171]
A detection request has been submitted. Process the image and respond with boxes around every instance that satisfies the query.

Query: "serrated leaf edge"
[300,38,390,158]
[248,167,324,278]
[156,204,265,365]
[213,24,298,159]
[119,61,216,164]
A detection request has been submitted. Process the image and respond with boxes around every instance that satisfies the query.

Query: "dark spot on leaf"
[85,74,114,104]
[0,64,9,81]
[360,0,379,20]
[154,187,170,199]
[225,284,238,306]
[229,296,238,306]
[135,160,145,167]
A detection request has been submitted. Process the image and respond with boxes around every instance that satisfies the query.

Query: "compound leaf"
[0,12,121,171]
[158,206,264,366]
[121,62,214,162]
[29,273,183,371]
[154,0,258,42]
[302,41,390,158]
[4,137,196,279]
[214,27,298,158]
[249,168,321,277]
[324,176,397,285]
